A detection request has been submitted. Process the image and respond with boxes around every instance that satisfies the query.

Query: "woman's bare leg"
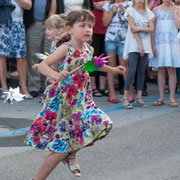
[17,58,32,99]
[0,56,8,89]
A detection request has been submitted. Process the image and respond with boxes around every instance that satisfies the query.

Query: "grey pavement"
[0,82,180,180]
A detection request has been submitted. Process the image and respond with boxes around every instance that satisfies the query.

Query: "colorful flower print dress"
[25,43,113,153]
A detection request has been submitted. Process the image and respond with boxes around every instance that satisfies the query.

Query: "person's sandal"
[135,97,149,108]
[169,101,178,107]
[153,100,165,106]
[63,154,81,177]
[108,97,118,103]
[99,88,109,96]
[92,89,102,97]
[120,96,133,109]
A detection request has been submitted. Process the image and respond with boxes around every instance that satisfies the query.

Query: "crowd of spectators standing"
[1,0,180,108]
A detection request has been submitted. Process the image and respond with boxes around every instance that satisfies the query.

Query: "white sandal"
[63,154,81,177]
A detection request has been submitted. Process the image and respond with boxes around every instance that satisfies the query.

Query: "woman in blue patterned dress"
[25,10,126,180]
[0,0,32,99]
[149,0,180,107]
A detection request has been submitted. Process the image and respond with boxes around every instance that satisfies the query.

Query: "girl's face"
[45,27,63,41]
[134,0,146,7]
[162,0,172,5]
[68,20,93,43]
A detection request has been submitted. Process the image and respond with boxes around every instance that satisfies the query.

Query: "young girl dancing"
[149,0,180,107]
[25,10,126,180]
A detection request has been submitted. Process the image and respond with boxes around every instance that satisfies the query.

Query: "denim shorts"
[105,41,124,57]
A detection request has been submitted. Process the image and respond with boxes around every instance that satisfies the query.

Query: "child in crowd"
[32,14,67,86]
[25,10,126,180]
[102,0,131,103]
[122,0,155,109]
[149,0,180,107]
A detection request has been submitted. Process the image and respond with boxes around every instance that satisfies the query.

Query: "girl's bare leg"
[158,67,166,101]
[34,152,68,180]
[167,67,177,102]
[107,52,117,99]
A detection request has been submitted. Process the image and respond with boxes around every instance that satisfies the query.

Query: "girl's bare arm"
[94,1,110,10]
[15,0,32,10]
[102,5,118,26]
[37,45,68,80]
[127,15,144,55]
[172,4,180,29]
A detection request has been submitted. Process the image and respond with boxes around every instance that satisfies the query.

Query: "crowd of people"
[0,0,180,108]
[1,0,180,179]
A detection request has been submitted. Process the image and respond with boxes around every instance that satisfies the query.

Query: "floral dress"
[25,43,113,153]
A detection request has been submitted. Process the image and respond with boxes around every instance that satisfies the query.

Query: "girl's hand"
[32,64,39,71]
[54,70,69,81]
[118,3,125,13]
[112,65,126,75]
[140,48,145,57]
[139,44,145,57]
[131,26,140,33]
[112,5,119,13]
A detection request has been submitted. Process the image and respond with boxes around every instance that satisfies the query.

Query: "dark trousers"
[124,52,149,91]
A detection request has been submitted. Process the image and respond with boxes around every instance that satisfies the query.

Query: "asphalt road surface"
[0,83,180,180]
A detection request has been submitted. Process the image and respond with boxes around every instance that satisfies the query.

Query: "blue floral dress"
[25,43,113,153]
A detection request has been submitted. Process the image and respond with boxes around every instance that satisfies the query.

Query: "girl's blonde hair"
[45,14,65,30]
[65,9,95,27]
[132,0,147,9]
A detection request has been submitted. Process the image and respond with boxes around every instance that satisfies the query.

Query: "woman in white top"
[121,0,155,109]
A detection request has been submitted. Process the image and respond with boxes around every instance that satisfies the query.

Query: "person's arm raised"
[102,5,118,26]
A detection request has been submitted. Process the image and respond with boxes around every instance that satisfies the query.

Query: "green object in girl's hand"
[83,54,108,73]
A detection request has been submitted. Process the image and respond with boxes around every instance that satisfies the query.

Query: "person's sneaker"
[142,90,148,96]
[30,91,39,98]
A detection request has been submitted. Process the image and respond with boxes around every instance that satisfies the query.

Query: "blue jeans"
[105,41,124,57]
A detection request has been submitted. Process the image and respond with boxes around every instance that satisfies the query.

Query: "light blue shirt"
[34,0,47,21]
